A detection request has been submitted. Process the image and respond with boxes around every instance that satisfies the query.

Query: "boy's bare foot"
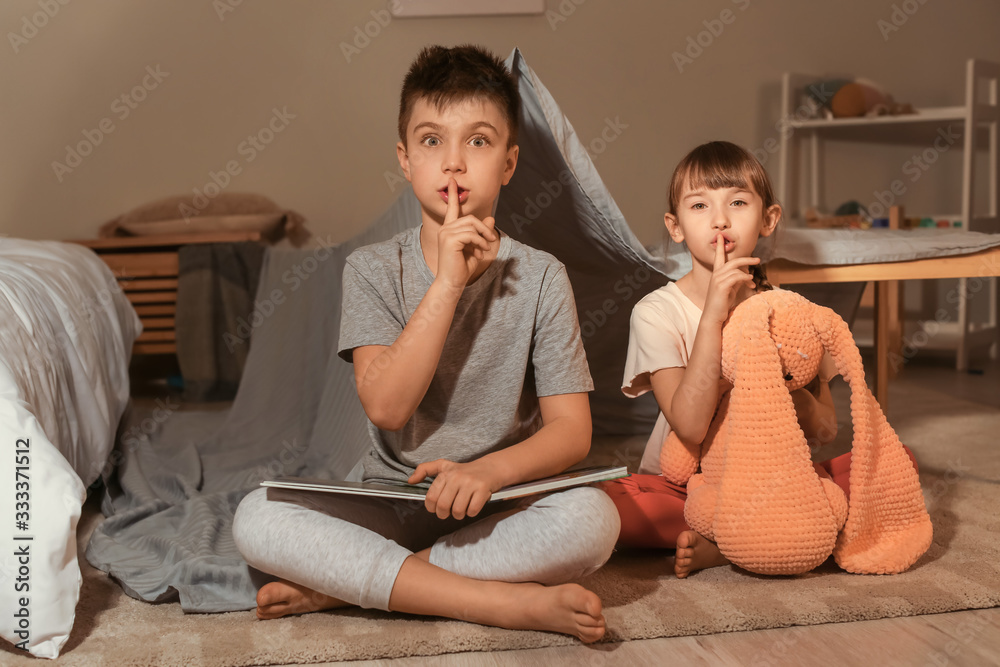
[256,562,606,641]
[674,530,730,578]
[388,555,606,642]
[486,582,606,643]
[256,579,349,619]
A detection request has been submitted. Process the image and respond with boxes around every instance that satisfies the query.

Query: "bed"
[0,238,140,658]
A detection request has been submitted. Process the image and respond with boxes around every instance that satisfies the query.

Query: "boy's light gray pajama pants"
[233,484,621,611]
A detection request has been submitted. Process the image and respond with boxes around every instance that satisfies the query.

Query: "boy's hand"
[702,233,759,326]
[436,178,497,290]
[408,458,503,520]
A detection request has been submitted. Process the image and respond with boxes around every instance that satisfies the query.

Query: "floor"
[131,348,999,666]
[340,608,1000,666]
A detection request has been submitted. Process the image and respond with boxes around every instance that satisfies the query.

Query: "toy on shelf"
[806,78,915,119]
[804,201,961,230]
[804,201,871,229]
[901,216,963,229]
[659,290,933,575]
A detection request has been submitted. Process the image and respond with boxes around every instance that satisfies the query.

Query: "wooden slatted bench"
[72,231,264,355]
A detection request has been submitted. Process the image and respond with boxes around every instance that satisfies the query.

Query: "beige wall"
[3,0,999,247]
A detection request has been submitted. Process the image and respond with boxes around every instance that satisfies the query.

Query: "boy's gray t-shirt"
[338,225,594,484]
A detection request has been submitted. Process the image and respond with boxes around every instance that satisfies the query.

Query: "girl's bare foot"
[674,530,730,578]
[484,581,606,643]
[256,579,349,619]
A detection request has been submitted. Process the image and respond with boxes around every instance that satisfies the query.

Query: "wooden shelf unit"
[72,231,263,355]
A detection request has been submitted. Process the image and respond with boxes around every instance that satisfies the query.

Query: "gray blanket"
[85,50,669,611]
[87,202,415,610]
[176,242,266,402]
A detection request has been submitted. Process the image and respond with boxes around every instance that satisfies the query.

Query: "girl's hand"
[408,458,503,520]
[702,232,760,326]
[436,178,497,290]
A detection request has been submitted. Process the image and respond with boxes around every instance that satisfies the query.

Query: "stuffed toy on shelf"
[660,290,933,576]
[807,78,915,118]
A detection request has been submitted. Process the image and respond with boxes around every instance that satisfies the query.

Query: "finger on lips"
[445,178,460,224]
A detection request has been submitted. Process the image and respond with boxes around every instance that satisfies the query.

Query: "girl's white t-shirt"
[622,283,838,475]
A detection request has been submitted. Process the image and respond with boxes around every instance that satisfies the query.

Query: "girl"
[602,141,885,577]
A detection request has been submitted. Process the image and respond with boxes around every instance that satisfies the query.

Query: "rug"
[2,379,997,666]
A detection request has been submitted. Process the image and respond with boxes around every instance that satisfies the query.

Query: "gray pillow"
[495,49,669,435]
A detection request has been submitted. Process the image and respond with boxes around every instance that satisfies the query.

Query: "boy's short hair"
[398,44,520,149]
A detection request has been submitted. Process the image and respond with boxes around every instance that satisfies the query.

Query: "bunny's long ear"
[713,294,840,575]
[815,308,933,574]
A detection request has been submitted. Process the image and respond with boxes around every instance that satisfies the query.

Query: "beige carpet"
[3,380,998,666]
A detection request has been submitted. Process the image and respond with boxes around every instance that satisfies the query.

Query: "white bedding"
[0,238,140,659]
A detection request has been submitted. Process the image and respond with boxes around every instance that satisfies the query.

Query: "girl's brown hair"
[668,141,778,291]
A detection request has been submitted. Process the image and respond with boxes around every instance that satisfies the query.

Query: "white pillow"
[0,367,85,659]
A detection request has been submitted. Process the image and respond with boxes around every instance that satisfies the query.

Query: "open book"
[260,465,629,502]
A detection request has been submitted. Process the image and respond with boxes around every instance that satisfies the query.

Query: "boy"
[233,45,620,642]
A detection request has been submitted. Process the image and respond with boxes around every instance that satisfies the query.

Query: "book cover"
[260,465,629,502]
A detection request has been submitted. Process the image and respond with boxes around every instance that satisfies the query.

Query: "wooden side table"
[767,207,1000,413]
[72,231,264,355]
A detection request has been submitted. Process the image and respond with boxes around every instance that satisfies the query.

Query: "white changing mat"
[659,228,1000,279]
[764,228,1000,265]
